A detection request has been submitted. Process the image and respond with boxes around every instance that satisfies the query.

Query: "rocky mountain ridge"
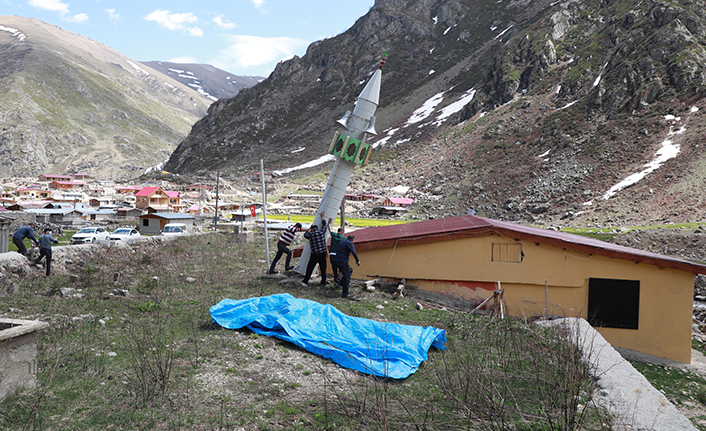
[140,61,263,102]
[164,0,706,227]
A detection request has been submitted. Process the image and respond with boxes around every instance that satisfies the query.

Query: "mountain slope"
[164,0,554,173]
[0,15,212,179]
[165,0,706,226]
[140,61,263,101]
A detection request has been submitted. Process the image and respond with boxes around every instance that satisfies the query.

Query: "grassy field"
[0,233,612,430]
[8,230,76,252]
[265,214,409,227]
[559,222,706,241]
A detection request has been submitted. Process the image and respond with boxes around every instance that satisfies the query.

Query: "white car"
[161,223,187,236]
[108,228,141,242]
[71,227,109,244]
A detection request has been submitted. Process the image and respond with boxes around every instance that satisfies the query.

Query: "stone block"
[0,319,48,401]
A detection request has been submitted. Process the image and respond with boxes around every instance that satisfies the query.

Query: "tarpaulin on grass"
[209,293,446,379]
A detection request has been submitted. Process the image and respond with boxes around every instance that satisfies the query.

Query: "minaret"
[295,58,383,274]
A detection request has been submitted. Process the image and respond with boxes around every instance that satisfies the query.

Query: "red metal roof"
[135,186,161,197]
[165,190,180,198]
[387,197,414,205]
[350,215,706,275]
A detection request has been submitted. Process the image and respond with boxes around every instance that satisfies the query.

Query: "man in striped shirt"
[268,222,302,274]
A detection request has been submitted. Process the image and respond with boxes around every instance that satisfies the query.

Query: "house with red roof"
[38,174,72,182]
[381,197,414,207]
[165,190,184,212]
[341,215,706,364]
[49,181,84,190]
[135,187,169,210]
[375,197,414,215]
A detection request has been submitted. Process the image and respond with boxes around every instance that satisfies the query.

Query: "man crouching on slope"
[268,222,302,274]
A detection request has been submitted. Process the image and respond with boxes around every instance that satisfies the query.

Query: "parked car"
[161,223,187,236]
[71,227,109,244]
[108,228,141,242]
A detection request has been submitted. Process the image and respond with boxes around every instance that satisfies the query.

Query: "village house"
[184,184,212,193]
[138,213,196,235]
[374,197,414,215]
[286,194,321,201]
[343,215,706,364]
[135,187,170,210]
[16,188,51,200]
[49,181,84,190]
[165,191,184,212]
[89,197,115,208]
[38,174,72,182]
[24,207,85,224]
[82,209,115,221]
[53,192,85,204]
[116,207,143,220]
[117,186,141,194]
[146,205,172,214]
[381,197,414,207]
[6,201,54,211]
[344,193,382,202]
[186,205,205,214]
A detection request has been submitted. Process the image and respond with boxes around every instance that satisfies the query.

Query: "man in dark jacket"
[328,226,345,284]
[333,235,360,299]
[13,222,39,257]
[31,228,59,276]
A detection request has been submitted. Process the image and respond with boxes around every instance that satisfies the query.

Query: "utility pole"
[260,159,270,271]
[214,170,220,231]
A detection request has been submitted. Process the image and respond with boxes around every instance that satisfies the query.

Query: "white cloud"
[213,15,236,30]
[212,34,308,70]
[105,8,120,21]
[251,0,265,10]
[64,13,88,23]
[28,0,88,23]
[28,0,69,15]
[144,10,203,37]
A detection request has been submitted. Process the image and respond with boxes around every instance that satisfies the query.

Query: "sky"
[1,0,375,77]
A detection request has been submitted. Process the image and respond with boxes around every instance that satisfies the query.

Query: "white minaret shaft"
[295,68,382,275]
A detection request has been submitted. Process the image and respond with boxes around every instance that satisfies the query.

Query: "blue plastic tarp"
[209,293,447,379]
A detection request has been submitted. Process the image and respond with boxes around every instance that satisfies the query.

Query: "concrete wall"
[350,234,695,363]
[0,319,49,401]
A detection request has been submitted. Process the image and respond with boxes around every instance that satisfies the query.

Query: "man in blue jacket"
[332,235,360,299]
[31,228,59,276]
[13,222,39,258]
